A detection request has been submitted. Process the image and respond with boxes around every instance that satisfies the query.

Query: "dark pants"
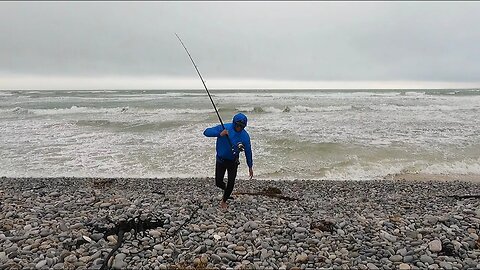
[215,159,238,202]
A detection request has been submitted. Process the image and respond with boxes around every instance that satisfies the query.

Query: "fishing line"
[175,33,237,158]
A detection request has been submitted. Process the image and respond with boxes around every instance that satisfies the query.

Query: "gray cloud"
[1,1,480,84]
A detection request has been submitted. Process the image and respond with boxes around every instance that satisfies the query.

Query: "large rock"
[295,254,308,263]
[218,252,237,261]
[428,239,442,252]
[243,221,258,232]
[35,260,47,269]
[112,253,127,269]
[420,255,434,264]
[390,255,403,262]
[380,231,397,242]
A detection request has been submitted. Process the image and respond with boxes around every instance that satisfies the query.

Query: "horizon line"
[2,87,479,91]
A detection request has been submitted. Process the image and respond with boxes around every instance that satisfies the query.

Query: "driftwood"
[144,203,202,250]
[91,202,202,270]
[440,239,456,256]
[234,186,298,201]
[310,220,336,233]
[89,215,165,270]
[92,178,116,189]
[448,194,480,199]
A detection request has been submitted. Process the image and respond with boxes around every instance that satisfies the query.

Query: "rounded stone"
[428,240,442,252]
[390,255,403,262]
[35,259,47,269]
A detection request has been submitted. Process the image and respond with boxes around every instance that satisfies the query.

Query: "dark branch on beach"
[448,194,480,199]
[100,229,125,270]
[144,202,202,251]
[310,220,336,233]
[89,201,202,270]
[234,186,298,201]
[88,215,165,270]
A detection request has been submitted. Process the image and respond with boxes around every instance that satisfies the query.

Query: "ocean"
[1,89,479,180]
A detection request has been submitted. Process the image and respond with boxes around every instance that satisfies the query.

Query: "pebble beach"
[1,177,480,270]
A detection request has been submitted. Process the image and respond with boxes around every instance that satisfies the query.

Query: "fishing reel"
[237,142,245,152]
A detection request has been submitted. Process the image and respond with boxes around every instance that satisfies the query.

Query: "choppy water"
[1,89,480,180]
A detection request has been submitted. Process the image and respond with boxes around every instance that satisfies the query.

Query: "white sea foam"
[422,160,480,175]
[19,106,215,116]
[404,91,426,96]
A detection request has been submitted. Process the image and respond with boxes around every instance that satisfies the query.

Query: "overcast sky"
[1,1,480,90]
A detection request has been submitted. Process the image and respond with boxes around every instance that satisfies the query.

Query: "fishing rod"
[175,33,238,159]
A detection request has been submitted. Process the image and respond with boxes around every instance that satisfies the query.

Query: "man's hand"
[249,167,254,180]
[220,129,229,137]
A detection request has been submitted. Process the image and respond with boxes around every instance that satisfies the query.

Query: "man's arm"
[203,125,224,137]
[244,134,253,169]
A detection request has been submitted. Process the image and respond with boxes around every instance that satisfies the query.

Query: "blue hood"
[233,113,248,128]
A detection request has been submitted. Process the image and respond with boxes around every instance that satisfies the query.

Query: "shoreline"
[2,172,480,183]
[1,177,480,269]
[384,173,480,183]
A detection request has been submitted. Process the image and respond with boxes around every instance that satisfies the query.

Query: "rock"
[439,262,453,270]
[399,263,411,270]
[380,231,397,242]
[424,215,438,225]
[397,248,408,256]
[205,239,214,246]
[82,235,92,243]
[211,254,222,263]
[428,239,442,252]
[79,256,90,263]
[295,254,308,263]
[390,255,403,262]
[260,249,269,260]
[235,250,247,256]
[194,245,207,254]
[295,227,307,233]
[218,252,236,261]
[64,254,77,263]
[70,223,84,229]
[52,263,63,270]
[420,255,434,264]
[35,259,47,269]
[112,253,127,269]
[59,223,68,231]
[107,235,118,245]
[280,245,288,253]
[91,233,103,241]
[39,229,50,237]
[100,202,112,208]
[0,251,7,262]
[149,230,161,238]
[366,263,379,270]
[243,221,258,232]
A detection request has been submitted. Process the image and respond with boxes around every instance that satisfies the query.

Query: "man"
[203,113,254,209]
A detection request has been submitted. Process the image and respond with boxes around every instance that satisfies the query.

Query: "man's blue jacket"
[203,113,253,168]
